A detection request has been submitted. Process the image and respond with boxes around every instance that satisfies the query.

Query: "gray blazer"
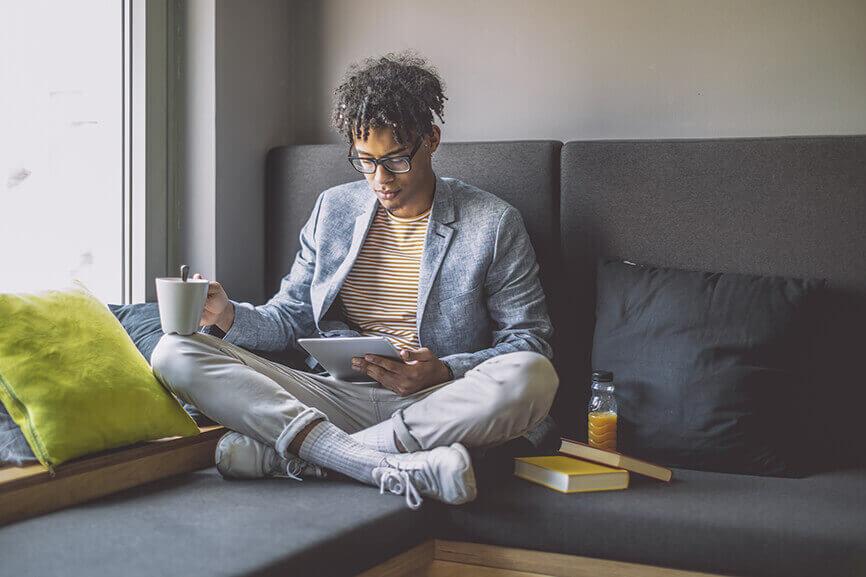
[219,175,553,379]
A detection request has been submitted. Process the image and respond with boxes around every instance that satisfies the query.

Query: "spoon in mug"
[180,264,190,282]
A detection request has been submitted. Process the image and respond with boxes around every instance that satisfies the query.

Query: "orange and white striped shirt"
[338,204,430,350]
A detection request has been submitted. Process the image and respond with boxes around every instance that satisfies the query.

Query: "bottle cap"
[591,370,613,382]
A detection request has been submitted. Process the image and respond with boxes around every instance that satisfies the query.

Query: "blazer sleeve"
[217,193,324,352]
[439,206,554,379]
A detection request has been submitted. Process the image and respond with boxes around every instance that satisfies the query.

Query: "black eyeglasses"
[348,137,423,174]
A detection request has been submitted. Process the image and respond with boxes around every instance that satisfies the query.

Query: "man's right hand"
[193,273,235,332]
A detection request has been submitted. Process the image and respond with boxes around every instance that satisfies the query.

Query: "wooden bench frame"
[357,540,727,577]
[0,425,225,525]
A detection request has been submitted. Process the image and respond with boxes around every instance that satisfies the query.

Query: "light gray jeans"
[150,332,559,459]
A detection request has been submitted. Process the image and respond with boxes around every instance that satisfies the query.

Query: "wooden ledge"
[357,540,727,577]
[0,425,225,526]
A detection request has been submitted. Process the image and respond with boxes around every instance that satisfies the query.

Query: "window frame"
[129,0,180,304]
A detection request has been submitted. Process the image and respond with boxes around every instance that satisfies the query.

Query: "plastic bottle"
[588,370,618,451]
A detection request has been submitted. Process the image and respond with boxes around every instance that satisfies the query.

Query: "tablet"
[297,336,403,382]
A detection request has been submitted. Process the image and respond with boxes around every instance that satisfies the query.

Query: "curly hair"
[331,51,447,146]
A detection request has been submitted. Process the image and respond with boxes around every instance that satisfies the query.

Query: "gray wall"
[178,0,866,305]
[300,0,866,142]
[177,0,295,303]
[214,0,293,303]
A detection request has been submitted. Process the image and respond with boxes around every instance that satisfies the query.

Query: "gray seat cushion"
[442,461,866,577]
[0,467,442,577]
[5,460,864,577]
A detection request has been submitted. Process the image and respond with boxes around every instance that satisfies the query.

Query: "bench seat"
[443,461,866,577]
[0,466,442,577]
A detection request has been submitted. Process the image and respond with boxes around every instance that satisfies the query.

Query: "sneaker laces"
[378,469,423,510]
[283,457,326,482]
[285,458,306,481]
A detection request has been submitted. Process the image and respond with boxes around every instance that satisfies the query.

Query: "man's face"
[351,125,439,217]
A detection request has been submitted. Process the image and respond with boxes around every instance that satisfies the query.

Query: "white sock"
[298,421,389,485]
[350,420,401,453]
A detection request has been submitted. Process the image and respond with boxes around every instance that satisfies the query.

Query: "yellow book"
[513,456,629,494]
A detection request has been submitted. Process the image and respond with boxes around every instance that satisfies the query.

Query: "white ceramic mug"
[155,277,209,335]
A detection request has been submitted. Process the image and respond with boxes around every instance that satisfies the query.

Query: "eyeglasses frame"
[347,136,424,175]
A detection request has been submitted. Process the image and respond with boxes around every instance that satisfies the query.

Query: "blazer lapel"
[316,195,378,323]
[417,177,457,336]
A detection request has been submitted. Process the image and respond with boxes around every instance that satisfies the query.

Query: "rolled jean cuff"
[274,406,329,458]
[390,408,423,452]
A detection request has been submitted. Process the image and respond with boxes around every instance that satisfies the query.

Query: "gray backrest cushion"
[266,141,561,299]
[266,144,360,297]
[560,136,866,462]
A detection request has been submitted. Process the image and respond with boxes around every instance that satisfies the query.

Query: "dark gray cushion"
[443,462,866,577]
[560,136,866,467]
[0,467,443,576]
[592,258,824,477]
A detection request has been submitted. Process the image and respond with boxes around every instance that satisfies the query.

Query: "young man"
[151,52,558,510]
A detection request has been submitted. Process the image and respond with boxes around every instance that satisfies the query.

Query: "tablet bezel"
[296,336,403,382]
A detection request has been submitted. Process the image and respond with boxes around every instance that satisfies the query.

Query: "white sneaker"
[214,431,327,481]
[372,443,476,510]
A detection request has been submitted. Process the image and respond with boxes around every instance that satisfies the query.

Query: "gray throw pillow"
[592,258,824,477]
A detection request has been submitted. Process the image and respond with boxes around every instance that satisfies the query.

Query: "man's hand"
[192,273,235,333]
[352,347,452,396]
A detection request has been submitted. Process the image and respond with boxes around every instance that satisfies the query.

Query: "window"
[0,1,132,304]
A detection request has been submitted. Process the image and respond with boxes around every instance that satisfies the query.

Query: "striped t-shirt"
[338,204,430,350]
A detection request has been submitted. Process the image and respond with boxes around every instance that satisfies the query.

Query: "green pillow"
[0,281,199,470]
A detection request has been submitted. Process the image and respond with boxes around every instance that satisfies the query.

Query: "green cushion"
[0,281,199,470]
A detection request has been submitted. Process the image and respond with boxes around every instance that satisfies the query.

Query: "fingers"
[351,348,440,396]
[399,349,421,366]
[364,363,390,383]
[352,356,402,390]
[192,272,223,295]
[363,363,404,392]
[193,272,214,289]
[404,347,435,361]
[378,375,410,396]
[363,354,404,373]
[400,348,434,366]
[352,355,400,375]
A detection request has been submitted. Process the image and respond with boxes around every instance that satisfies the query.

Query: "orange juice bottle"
[588,370,618,451]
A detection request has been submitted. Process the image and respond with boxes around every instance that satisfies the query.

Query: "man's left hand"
[351,347,452,396]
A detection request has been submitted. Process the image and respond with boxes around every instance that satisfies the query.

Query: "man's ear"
[426,125,441,155]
